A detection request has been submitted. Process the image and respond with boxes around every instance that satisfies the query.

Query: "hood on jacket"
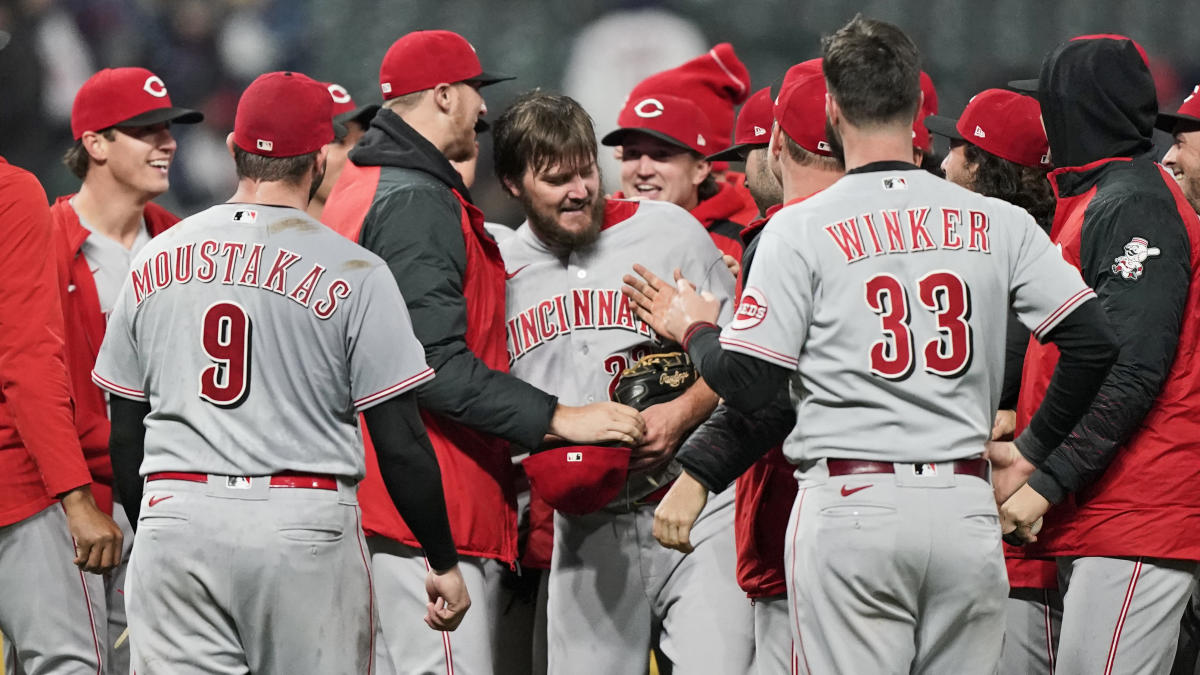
[1037,35,1157,168]
[348,107,473,200]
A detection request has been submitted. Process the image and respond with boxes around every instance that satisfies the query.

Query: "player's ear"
[690,157,711,187]
[225,133,237,159]
[433,83,454,114]
[769,122,784,162]
[81,130,108,163]
[826,93,840,128]
[500,175,520,198]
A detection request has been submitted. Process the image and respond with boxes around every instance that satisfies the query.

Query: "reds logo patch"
[730,287,768,330]
[1111,236,1160,280]
[634,98,665,119]
[143,75,168,98]
[326,83,352,104]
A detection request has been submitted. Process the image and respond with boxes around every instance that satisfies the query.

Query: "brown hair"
[963,142,1055,230]
[822,15,921,128]
[62,128,117,180]
[493,90,598,187]
[233,145,319,184]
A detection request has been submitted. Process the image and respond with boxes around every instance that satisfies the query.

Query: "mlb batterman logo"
[730,287,768,330]
[1112,236,1160,280]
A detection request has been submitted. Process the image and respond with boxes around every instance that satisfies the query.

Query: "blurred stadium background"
[1,0,1196,226]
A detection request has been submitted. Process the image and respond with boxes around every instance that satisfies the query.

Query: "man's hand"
[653,471,710,553]
[987,441,1036,504]
[59,485,123,574]
[999,483,1050,546]
[425,564,471,631]
[991,409,1016,441]
[622,265,720,343]
[629,379,719,472]
[721,254,741,279]
[549,402,646,446]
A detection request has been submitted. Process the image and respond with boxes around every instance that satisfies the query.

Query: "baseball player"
[0,154,120,674]
[322,31,644,675]
[307,81,379,221]
[603,44,754,261]
[707,85,781,218]
[91,71,469,674]
[665,59,844,675]
[1159,86,1200,675]
[51,65,203,675]
[492,91,753,674]
[925,87,1061,675]
[627,15,1119,674]
[997,35,1200,674]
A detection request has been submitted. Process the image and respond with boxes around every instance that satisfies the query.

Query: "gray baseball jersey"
[500,198,735,498]
[92,203,432,479]
[722,168,1094,468]
[500,198,755,674]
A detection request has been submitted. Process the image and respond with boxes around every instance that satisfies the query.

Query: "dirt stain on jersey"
[268,218,321,234]
[342,260,372,271]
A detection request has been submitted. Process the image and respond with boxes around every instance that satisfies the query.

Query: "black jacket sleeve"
[1019,190,1186,502]
[109,395,150,529]
[364,392,458,571]
[682,323,792,412]
[676,387,796,493]
[999,309,1030,410]
[361,185,557,449]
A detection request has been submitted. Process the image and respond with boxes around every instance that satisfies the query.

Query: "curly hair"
[963,142,1055,231]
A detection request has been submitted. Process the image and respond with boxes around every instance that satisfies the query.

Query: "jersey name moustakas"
[129,239,352,320]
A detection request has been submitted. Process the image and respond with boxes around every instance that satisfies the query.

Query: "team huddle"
[3,12,1200,675]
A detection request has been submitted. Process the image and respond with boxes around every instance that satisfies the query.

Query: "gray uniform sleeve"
[1007,216,1096,341]
[92,277,147,401]
[361,186,557,448]
[348,265,434,411]
[718,229,812,369]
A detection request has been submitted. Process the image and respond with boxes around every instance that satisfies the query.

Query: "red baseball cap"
[234,72,333,158]
[708,86,774,161]
[628,43,752,151]
[774,59,833,157]
[379,30,513,100]
[602,94,713,155]
[521,446,631,515]
[1156,84,1200,133]
[913,70,939,153]
[71,67,203,140]
[924,89,1051,168]
[323,82,380,137]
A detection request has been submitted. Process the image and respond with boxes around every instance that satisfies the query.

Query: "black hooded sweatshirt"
[1015,36,1198,503]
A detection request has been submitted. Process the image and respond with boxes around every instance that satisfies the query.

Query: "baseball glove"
[612,351,698,411]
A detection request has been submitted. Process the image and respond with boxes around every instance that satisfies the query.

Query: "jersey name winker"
[129,239,353,319]
[506,287,652,364]
[823,206,992,264]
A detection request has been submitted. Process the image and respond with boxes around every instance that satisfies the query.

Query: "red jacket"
[732,203,795,598]
[323,110,557,563]
[722,170,761,226]
[0,158,93,526]
[50,196,178,515]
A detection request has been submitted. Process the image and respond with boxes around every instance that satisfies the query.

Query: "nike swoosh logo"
[505,264,530,280]
[840,484,872,497]
[148,495,173,507]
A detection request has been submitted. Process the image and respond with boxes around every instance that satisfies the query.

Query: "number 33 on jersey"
[718,169,1094,464]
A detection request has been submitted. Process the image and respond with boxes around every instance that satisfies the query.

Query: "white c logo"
[634,98,664,119]
[143,76,168,98]
[327,84,351,104]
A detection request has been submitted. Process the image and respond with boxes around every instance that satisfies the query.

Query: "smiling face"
[509,156,605,253]
[1163,128,1200,214]
[89,122,177,198]
[617,133,708,211]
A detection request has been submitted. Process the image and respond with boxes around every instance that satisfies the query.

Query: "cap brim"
[923,114,963,141]
[706,142,766,162]
[1155,112,1200,133]
[116,107,204,128]
[472,71,515,87]
[335,104,380,129]
[600,127,693,153]
[1008,78,1039,94]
